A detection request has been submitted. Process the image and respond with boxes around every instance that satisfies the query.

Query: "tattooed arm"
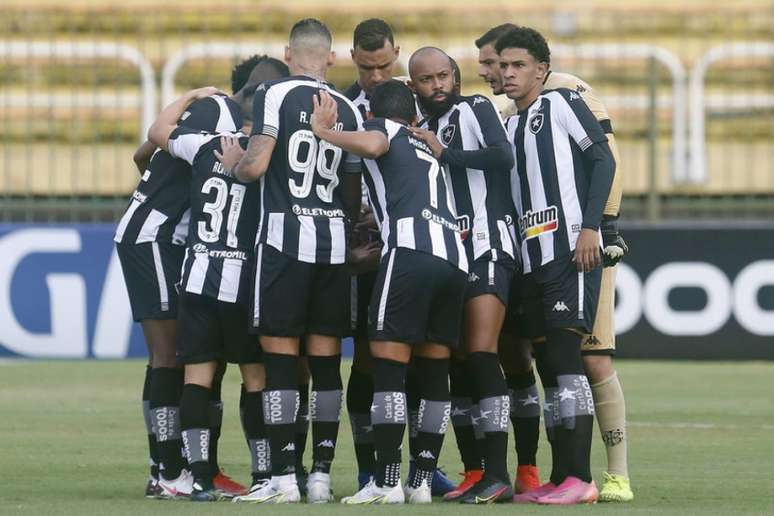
[230,134,276,183]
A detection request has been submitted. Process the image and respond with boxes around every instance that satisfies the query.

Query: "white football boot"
[404,479,432,504]
[231,475,300,504]
[157,469,194,499]
[341,480,405,505]
[306,471,334,503]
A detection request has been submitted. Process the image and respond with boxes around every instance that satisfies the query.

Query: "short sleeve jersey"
[168,128,258,303]
[251,76,363,264]
[362,117,467,272]
[114,95,243,246]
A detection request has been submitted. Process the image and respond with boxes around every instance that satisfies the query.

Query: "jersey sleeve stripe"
[578,136,593,151]
[261,125,279,139]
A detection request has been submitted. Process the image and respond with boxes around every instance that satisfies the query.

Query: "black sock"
[449,357,481,472]
[242,390,271,483]
[371,357,407,488]
[408,357,451,489]
[545,329,594,483]
[263,353,300,476]
[295,383,310,472]
[208,373,224,475]
[346,367,376,475]
[308,355,343,474]
[506,368,540,466]
[180,383,213,486]
[469,352,510,483]
[534,343,565,485]
[239,384,247,445]
[150,367,185,480]
[142,366,160,479]
[406,363,421,462]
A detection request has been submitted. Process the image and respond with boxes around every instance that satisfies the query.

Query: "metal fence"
[0,4,772,221]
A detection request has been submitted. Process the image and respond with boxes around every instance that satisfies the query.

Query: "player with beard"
[409,47,518,504]
[476,23,633,502]
[118,56,287,499]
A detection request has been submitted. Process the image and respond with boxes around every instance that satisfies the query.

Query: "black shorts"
[369,248,467,348]
[352,271,378,341]
[465,256,516,306]
[253,244,351,338]
[519,257,602,339]
[502,275,528,337]
[176,292,261,365]
[116,241,185,322]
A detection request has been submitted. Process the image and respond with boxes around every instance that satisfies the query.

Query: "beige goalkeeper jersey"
[501,71,622,216]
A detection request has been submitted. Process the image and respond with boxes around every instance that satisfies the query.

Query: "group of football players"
[117,16,633,506]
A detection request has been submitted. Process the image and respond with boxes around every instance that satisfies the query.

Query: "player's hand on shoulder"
[190,86,225,100]
[213,136,244,174]
[407,127,444,159]
[573,227,602,273]
[311,90,339,136]
[600,215,629,267]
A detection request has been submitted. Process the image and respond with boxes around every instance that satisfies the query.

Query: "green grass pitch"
[2,359,773,515]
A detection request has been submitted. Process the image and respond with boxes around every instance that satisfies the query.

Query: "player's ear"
[284,46,291,65]
[394,45,400,59]
[327,51,336,68]
[407,80,416,93]
[536,61,549,81]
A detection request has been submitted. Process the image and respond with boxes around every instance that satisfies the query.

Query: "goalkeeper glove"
[600,215,629,267]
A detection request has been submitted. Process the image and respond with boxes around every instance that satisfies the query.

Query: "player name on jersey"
[114,95,242,246]
[252,76,363,264]
[362,117,468,272]
[168,128,258,303]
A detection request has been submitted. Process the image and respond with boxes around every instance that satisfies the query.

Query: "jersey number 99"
[287,129,343,203]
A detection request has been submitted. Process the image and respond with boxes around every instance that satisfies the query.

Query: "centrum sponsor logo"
[520,206,558,240]
[421,208,461,232]
[292,204,345,218]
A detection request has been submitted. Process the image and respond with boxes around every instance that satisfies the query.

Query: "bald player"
[409,47,518,504]
[476,23,632,503]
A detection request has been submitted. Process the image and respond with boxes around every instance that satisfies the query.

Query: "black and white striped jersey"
[167,127,258,304]
[114,95,242,246]
[343,82,371,206]
[505,88,610,274]
[344,81,369,119]
[362,118,468,272]
[422,95,517,264]
[251,76,363,264]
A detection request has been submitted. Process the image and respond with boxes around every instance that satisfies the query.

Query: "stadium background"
[1,0,771,360]
[1,1,772,514]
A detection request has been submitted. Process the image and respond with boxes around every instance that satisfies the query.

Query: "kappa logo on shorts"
[468,272,480,283]
[317,439,335,448]
[553,301,570,312]
[583,335,602,347]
